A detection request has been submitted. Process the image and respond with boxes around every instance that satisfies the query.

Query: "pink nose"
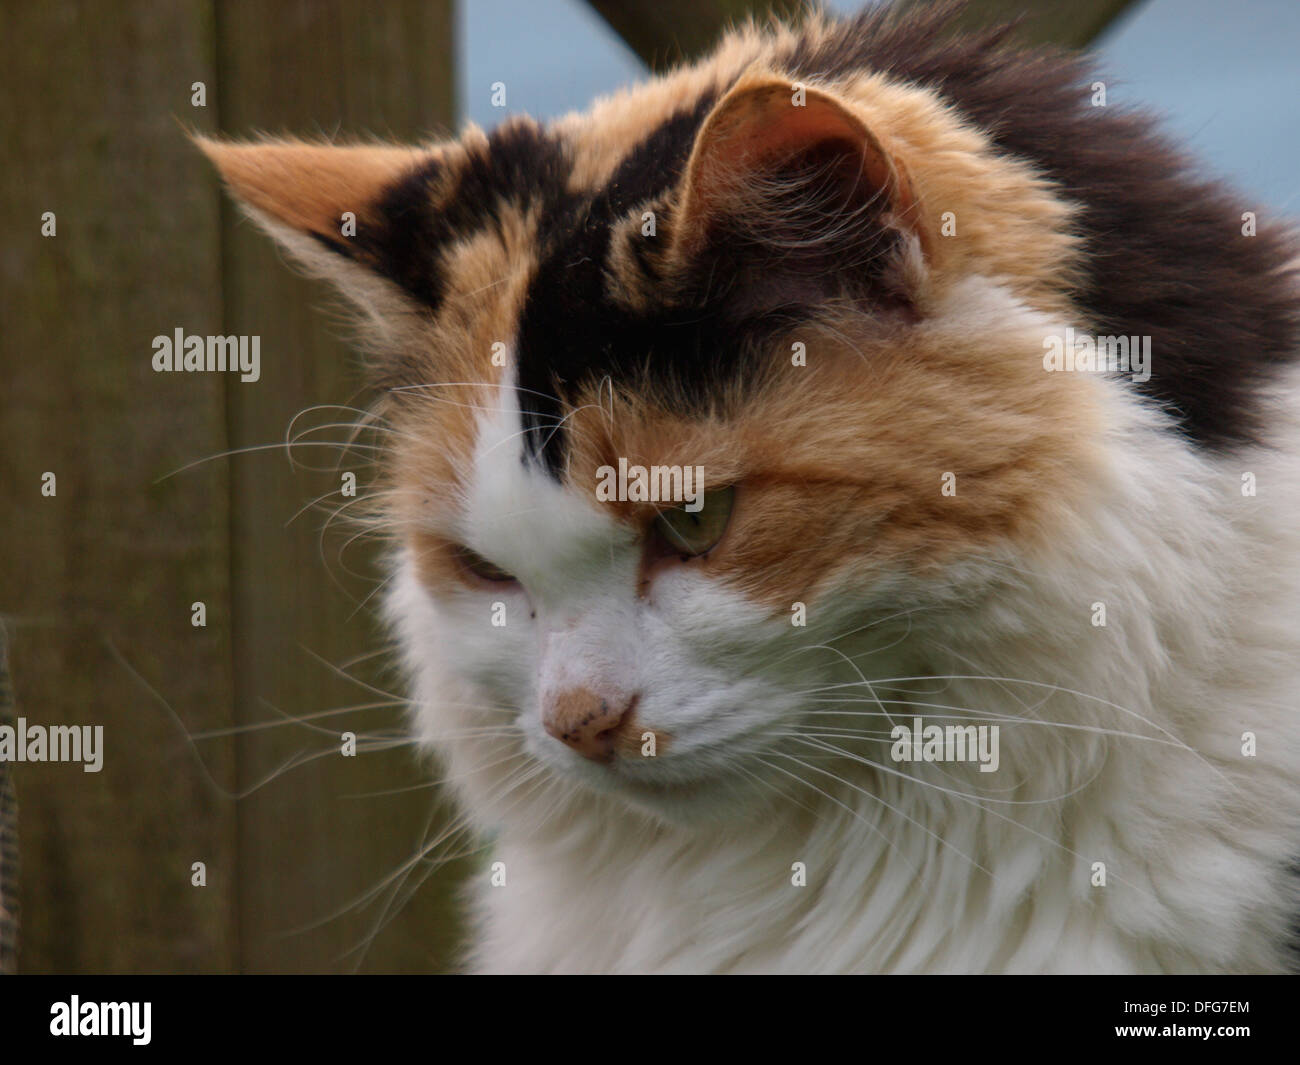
[542,689,636,762]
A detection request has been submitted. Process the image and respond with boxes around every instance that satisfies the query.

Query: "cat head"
[199,31,1113,826]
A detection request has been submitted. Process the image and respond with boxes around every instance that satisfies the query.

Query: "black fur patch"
[782,3,1299,451]
[513,92,918,472]
[322,119,573,316]
[356,3,1296,464]
[513,95,727,469]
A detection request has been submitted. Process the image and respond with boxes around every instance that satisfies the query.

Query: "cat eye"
[454,545,516,583]
[653,486,736,558]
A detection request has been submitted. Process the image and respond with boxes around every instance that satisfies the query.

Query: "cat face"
[383,290,1098,824]
[199,59,1104,824]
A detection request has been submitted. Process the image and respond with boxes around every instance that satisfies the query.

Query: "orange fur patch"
[195,136,434,241]
[561,309,1101,611]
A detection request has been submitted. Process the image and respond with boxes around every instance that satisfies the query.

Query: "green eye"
[455,545,516,583]
[653,486,736,558]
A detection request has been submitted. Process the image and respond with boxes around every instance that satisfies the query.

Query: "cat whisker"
[761,604,928,671]
[298,642,418,703]
[343,756,554,969]
[332,754,534,923]
[754,753,921,878]
[340,736,531,799]
[287,795,476,940]
[155,440,389,483]
[786,733,1100,807]
[386,379,564,422]
[772,746,998,877]
[185,698,410,741]
[797,698,1187,747]
[792,640,904,730]
[785,734,1166,904]
[484,394,612,461]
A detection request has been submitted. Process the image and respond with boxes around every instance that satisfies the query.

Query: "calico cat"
[198,4,1300,972]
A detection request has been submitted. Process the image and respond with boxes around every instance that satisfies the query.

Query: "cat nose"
[542,688,637,762]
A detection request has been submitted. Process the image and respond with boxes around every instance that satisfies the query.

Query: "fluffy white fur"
[386,280,1300,974]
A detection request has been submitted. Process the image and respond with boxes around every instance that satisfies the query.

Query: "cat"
[198,3,1300,973]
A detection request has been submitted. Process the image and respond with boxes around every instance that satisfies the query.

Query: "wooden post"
[1,0,465,973]
[1,624,18,974]
[213,0,466,974]
[0,0,238,973]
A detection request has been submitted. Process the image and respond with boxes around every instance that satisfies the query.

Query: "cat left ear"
[194,135,444,311]
[668,74,925,312]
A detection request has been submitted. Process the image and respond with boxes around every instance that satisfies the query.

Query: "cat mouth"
[559,745,740,810]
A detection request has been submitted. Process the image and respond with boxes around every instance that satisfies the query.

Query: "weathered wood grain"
[1,0,467,974]
[213,0,468,973]
[0,0,237,973]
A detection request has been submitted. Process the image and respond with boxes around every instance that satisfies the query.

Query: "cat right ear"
[666,73,928,314]
[194,135,446,315]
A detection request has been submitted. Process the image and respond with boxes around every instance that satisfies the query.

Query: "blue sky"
[458,0,1300,211]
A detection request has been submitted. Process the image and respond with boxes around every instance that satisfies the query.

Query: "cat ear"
[668,74,925,313]
[194,135,444,313]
